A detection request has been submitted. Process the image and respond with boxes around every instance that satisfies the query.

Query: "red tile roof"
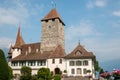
[65,43,95,59]
[11,44,66,61]
[41,8,65,25]
[49,45,66,58]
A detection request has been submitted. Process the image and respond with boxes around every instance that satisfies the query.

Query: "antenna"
[78,40,80,44]
[51,0,56,8]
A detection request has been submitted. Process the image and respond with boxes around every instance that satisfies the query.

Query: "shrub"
[37,68,51,80]
[54,74,61,80]
[100,71,111,79]
[20,66,32,80]
[112,69,120,79]
[30,75,38,80]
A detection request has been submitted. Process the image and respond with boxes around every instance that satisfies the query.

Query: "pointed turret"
[41,8,65,25]
[14,27,25,48]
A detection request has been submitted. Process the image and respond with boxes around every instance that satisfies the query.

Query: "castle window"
[42,60,46,66]
[77,68,82,74]
[11,61,18,66]
[37,60,46,66]
[59,59,62,64]
[76,61,82,66]
[69,61,75,66]
[52,59,55,64]
[83,60,88,66]
[71,68,75,74]
[28,61,35,66]
[19,61,26,66]
[37,61,42,66]
[83,68,87,74]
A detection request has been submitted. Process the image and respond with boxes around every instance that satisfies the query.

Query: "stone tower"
[40,8,65,52]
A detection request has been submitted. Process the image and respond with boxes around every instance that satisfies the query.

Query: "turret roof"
[41,8,65,25]
[14,27,25,48]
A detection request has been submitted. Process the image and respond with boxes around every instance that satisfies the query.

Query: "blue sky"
[0,0,120,62]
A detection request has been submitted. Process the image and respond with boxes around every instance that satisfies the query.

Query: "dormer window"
[36,49,39,53]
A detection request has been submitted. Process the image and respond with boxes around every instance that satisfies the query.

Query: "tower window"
[52,18,55,21]
[45,20,48,22]
[48,26,51,29]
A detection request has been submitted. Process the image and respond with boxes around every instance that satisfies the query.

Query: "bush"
[37,68,51,80]
[0,49,9,80]
[20,66,32,80]
[54,74,61,80]
[30,76,38,80]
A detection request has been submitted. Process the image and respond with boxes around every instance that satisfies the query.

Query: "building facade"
[8,8,96,78]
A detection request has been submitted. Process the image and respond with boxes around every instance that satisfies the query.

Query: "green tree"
[0,49,9,80]
[9,66,13,80]
[94,60,103,74]
[37,68,51,80]
[20,66,32,80]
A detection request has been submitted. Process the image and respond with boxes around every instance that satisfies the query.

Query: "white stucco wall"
[47,58,66,72]
[12,49,21,59]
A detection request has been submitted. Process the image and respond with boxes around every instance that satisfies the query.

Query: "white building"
[8,8,96,78]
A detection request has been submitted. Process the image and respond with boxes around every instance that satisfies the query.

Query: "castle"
[8,8,96,78]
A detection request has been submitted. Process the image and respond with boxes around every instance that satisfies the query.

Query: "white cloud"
[95,0,106,7]
[0,0,43,26]
[82,38,120,62]
[65,21,95,41]
[87,0,106,8]
[0,37,14,48]
[113,10,120,17]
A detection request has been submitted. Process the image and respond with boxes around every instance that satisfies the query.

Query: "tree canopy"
[20,66,32,80]
[37,68,51,80]
[0,49,9,80]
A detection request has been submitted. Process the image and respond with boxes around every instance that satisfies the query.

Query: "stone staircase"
[62,76,90,80]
